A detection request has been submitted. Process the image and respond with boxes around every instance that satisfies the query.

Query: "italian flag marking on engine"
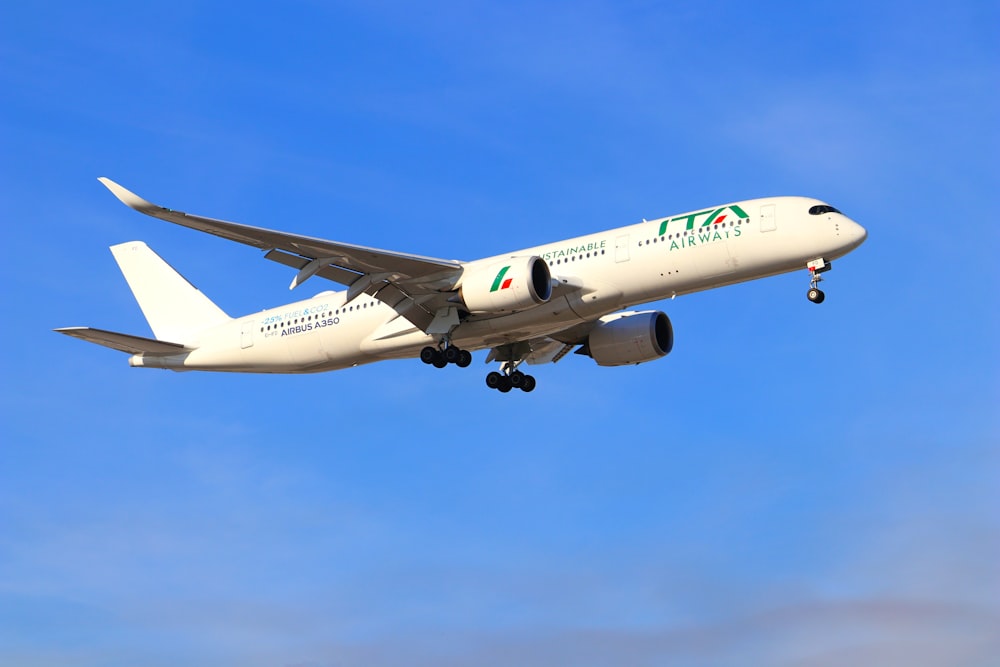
[490,266,512,292]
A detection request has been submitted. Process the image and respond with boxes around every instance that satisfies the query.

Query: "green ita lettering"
[657,204,749,236]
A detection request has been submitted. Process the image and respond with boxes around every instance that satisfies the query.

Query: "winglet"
[98,177,162,214]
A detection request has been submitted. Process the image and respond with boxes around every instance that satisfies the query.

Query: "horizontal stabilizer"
[54,327,189,355]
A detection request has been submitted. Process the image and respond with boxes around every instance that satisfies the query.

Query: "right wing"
[98,178,464,330]
[483,313,614,366]
[54,327,189,355]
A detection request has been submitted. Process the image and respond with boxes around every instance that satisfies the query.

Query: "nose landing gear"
[806,258,831,304]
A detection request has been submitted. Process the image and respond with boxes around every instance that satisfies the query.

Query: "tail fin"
[110,241,231,343]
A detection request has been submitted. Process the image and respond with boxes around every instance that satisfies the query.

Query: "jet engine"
[584,310,674,366]
[460,256,552,313]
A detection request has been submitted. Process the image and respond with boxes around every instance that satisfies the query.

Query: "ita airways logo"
[658,204,750,236]
[490,266,513,292]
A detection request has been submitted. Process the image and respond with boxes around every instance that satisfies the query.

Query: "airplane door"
[760,204,776,232]
[241,320,254,349]
[615,234,630,263]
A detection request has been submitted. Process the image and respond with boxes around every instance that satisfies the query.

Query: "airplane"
[56,178,867,393]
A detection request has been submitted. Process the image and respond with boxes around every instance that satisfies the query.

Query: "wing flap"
[263,249,363,286]
[55,327,189,355]
[263,249,437,330]
[524,339,575,365]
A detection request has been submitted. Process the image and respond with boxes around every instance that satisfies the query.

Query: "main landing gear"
[420,344,472,368]
[420,339,538,393]
[806,258,832,304]
[483,342,538,393]
[485,365,537,393]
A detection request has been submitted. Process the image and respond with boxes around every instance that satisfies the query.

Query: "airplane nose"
[851,220,868,246]
[843,218,867,250]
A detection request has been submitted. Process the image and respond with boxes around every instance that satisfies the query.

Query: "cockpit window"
[809,204,841,215]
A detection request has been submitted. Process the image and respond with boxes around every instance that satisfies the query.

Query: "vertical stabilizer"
[110,241,231,343]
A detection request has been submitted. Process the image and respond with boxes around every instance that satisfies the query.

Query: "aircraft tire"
[486,371,503,389]
[457,350,472,367]
[420,346,437,364]
[807,288,825,304]
[521,375,537,392]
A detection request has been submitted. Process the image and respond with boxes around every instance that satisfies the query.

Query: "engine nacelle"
[586,310,674,367]
[460,256,552,313]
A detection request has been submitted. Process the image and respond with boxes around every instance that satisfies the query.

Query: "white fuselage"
[129,196,867,372]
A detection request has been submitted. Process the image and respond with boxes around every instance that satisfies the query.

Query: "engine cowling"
[586,310,674,366]
[460,256,552,313]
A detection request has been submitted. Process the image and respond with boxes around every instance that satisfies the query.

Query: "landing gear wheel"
[486,358,539,393]
[807,288,825,304]
[457,350,472,368]
[431,351,448,368]
[806,259,831,304]
[444,346,461,364]
[420,346,437,364]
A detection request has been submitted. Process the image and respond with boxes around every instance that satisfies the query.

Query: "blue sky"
[1,1,997,665]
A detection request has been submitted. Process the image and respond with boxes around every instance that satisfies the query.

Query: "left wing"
[98,178,464,330]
